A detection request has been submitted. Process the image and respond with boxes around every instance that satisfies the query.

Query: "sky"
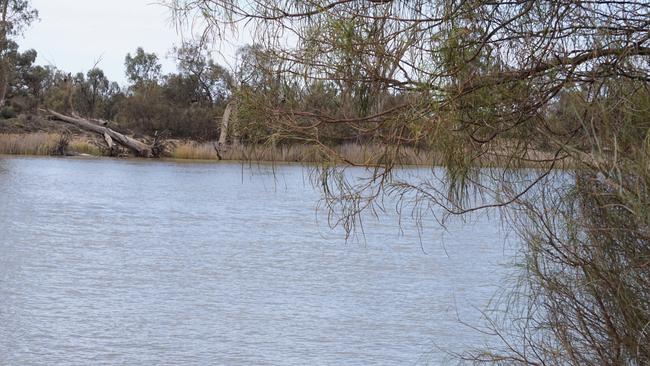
[19,0,246,85]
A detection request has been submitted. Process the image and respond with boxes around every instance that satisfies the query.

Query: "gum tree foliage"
[233,44,288,143]
[166,1,650,364]
[120,46,226,139]
[0,43,45,115]
[172,41,233,104]
[124,47,163,88]
[0,0,38,108]
[73,68,121,119]
[0,0,37,37]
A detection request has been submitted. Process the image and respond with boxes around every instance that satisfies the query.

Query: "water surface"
[0,156,515,365]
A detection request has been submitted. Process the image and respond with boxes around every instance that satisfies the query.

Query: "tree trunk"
[0,0,9,109]
[0,75,7,108]
[218,102,234,147]
[43,109,153,157]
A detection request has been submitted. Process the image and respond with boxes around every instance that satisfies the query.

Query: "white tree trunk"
[218,102,235,147]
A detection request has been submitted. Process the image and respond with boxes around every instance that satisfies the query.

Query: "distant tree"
[118,46,224,140]
[102,81,124,120]
[7,47,45,112]
[0,0,37,37]
[40,66,70,113]
[0,41,47,116]
[0,0,37,107]
[124,47,162,88]
[162,73,202,105]
[172,42,233,104]
[235,44,278,95]
[73,68,117,118]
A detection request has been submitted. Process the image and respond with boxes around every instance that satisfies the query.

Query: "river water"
[0,156,516,365]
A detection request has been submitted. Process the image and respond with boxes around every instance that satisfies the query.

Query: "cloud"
[20,0,180,84]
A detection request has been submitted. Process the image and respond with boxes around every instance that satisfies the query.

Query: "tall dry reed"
[171,141,434,165]
[0,133,60,155]
[0,133,103,156]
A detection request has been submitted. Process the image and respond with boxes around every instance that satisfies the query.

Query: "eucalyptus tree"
[165,1,650,364]
[73,68,119,119]
[124,47,162,89]
[6,47,46,112]
[172,41,233,105]
[0,0,37,107]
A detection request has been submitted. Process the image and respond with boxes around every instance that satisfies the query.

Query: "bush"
[0,106,17,119]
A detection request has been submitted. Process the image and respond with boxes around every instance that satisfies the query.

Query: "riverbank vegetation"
[0,1,599,167]
[1,0,648,364]
[1,130,560,167]
[0,132,100,156]
[0,132,432,165]
[164,1,649,365]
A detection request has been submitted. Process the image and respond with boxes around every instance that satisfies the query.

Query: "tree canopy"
[165,1,650,364]
[125,47,163,87]
[0,0,37,107]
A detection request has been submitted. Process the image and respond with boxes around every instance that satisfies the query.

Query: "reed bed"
[220,144,324,163]
[0,133,103,156]
[337,143,434,166]
[169,141,562,167]
[170,141,435,165]
[170,141,322,162]
[170,142,219,160]
[0,133,60,155]
[2,134,559,167]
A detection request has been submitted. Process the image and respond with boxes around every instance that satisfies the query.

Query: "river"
[0,156,516,365]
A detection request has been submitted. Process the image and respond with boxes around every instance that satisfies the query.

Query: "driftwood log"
[42,109,153,157]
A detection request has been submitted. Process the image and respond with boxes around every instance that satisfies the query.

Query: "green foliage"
[117,81,220,140]
[0,42,46,113]
[173,42,233,104]
[0,105,15,118]
[124,47,162,87]
[166,1,650,363]
[0,0,38,37]
[72,68,117,118]
[234,86,274,144]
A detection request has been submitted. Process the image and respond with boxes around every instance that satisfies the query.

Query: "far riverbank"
[0,131,569,168]
[0,132,434,166]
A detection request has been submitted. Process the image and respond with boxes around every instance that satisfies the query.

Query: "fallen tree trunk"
[42,109,153,157]
[102,132,120,157]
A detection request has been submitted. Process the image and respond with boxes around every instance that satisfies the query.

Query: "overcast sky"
[19,0,245,85]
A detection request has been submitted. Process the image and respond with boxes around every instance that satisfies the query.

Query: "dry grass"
[1,133,563,168]
[170,141,320,162]
[220,143,324,163]
[0,133,103,156]
[338,143,433,166]
[170,141,435,165]
[171,142,566,167]
[0,133,60,155]
[171,142,219,160]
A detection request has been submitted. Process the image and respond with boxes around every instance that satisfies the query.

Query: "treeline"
[2,39,644,154]
[1,42,410,144]
[0,0,600,149]
[1,43,230,140]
